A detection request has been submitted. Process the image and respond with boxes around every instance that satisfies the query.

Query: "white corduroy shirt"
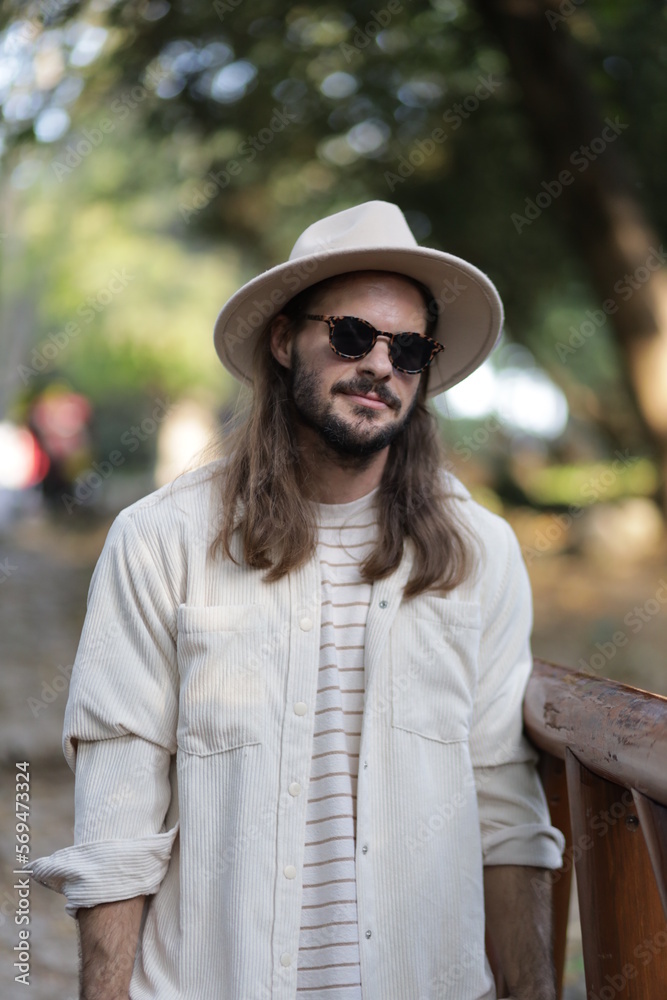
[32,463,564,1000]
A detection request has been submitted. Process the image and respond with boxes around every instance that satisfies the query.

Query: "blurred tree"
[2,131,235,405]
[2,0,666,492]
[476,0,667,500]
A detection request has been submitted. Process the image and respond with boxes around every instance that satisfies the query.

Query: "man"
[33,200,564,1000]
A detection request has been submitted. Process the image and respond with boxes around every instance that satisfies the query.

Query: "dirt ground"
[3,493,666,999]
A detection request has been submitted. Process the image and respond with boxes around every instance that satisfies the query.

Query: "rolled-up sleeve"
[470,518,565,869]
[31,510,180,916]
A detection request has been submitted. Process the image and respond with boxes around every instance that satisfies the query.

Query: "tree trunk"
[475,0,667,501]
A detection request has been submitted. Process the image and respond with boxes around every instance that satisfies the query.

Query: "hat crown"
[289,200,418,261]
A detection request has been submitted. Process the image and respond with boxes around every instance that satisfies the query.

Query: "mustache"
[333,379,401,410]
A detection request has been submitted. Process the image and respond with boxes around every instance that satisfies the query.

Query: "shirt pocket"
[176,604,267,756]
[390,597,481,744]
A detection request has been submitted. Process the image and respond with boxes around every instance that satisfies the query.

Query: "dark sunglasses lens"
[390,335,432,372]
[331,317,375,358]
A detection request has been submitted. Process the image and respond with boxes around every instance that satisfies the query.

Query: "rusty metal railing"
[522,660,667,999]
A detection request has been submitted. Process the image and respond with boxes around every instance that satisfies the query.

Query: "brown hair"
[210,274,475,599]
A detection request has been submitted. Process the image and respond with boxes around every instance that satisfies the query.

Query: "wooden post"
[538,751,572,1000]
[565,748,667,998]
[632,791,667,919]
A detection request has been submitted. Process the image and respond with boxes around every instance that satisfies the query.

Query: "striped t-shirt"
[296,485,380,999]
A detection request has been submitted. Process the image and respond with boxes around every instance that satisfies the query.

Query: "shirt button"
[280,953,292,967]
[362,844,368,854]
[284,865,297,879]
[293,702,307,716]
[288,782,302,797]
[299,616,313,631]
[379,600,388,609]
[365,929,372,939]
[363,760,368,769]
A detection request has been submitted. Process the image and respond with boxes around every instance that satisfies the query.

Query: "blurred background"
[1,0,666,996]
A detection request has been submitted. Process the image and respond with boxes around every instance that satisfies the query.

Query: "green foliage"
[2,0,666,458]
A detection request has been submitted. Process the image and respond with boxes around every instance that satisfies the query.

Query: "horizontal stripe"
[318,664,364,674]
[318,544,374,554]
[301,919,357,931]
[300,900,358,911]
[306,793,357,805]
[297,984,362,992]
[299,937,360,947]
[321,599,371,607]
[317,686,364,694]
[305,814,355,825]
[299,962,359,972]
[320,620,367,629]
[317,522,375,532]
[305,834,355,848]
[311,749,360,760]
[303,856,356,868]
[313,728,361,738]
[319,561,368,570]
[308,771,356,782]
[303,877,356,889]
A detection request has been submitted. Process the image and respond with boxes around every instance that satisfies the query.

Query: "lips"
[333,382,401,410]
[342,391,390,409]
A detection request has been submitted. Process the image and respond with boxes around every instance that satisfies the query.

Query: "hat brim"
[213,246,503,397]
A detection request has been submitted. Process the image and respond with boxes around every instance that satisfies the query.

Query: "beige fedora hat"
[213,200,503,397]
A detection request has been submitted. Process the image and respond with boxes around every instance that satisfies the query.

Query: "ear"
[269,314,294,369]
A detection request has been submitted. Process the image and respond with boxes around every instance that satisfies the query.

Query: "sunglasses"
[306,314,444,375]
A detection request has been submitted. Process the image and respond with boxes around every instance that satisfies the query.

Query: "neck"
[294,424,388,504]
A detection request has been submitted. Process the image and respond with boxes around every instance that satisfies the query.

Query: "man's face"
[271,273,428,460]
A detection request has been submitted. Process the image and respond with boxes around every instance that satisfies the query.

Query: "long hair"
[210,277,476,599]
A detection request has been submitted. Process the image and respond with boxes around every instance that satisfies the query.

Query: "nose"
[355,334,394,380]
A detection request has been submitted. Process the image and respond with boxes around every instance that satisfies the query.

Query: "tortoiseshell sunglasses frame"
[306,314,444,375]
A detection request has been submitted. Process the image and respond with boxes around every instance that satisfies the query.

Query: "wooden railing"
[522,660,667,999]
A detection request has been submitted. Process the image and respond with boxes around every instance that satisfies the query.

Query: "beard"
[286,344,420,467]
